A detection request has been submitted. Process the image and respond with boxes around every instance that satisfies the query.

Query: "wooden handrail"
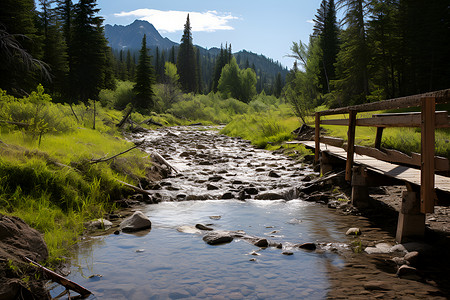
[317,88,450,116]
[313,90,450,214]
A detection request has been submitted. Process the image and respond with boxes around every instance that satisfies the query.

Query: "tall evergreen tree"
[177,14,198,93]
[333,0,369,105]
[133,34,155,110]
[37,0,68,98]
[0,0,46,94]
[169,45,176,63]
[70,0,109,102]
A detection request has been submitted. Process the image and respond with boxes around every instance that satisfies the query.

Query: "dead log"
[24,257,92,298]
[90,141,144,164]
[117,106,133,129]
[298,170,345,194]
[116,179,153,196]
[152,151,179,173]
[0,119,30,127]
[142,118,163,126]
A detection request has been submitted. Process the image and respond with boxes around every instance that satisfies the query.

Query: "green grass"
[0,87,156,263]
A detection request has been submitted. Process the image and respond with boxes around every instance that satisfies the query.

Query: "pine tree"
[0,0,46,94]
[333,0,369,105]
[177,14,198,93]
[70,0,109,102]
[37,0,69,98]
[133,34,155,110]
[273,72,283,98]
[169,46,176,63]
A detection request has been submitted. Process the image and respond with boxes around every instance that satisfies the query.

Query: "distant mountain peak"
[105,20,176,50]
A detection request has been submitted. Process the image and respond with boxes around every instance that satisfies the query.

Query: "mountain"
[105,20,288,94]
[105,20,176,50]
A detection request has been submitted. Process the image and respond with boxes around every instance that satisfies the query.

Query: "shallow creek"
[50,126,383,299]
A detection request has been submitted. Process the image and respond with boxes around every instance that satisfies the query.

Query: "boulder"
[253,239,269,248]
[119,211,151,232]
[268,170,281,178]
[203,232,233,245]
[221,192,234,199]
[345,228,361,235]
[404,251,419,266]
[86,218,113,230]
[206,184,219,190]
[195,224,214,231]
[396,265,421,281]
[255,192,285,200]
[244,187,258,195]
[298,242,317,251]
[0,214,48,262]
[0,214,49,300]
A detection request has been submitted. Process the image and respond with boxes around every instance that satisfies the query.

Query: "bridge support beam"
[396,184,425,243]
[320,151,344,175]
[351,165,369,208]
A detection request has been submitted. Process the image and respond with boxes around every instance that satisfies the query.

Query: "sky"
[96,0,325,68]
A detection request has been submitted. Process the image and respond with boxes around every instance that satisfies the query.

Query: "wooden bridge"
[295,88,450,242]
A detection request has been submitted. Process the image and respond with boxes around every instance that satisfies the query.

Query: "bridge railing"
[313,88,450,214]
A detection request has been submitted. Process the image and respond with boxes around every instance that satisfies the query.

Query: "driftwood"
[90,141,144,164]
[117,106,133,129]
[0,119,30,127]
[298,170,345,194]
[24,257,92,298]
[142,118,163,126]
[152,151,179,173]
[116,179,153,196]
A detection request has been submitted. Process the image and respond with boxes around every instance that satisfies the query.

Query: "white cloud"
[306,20,315,24]
[114,9,238,32]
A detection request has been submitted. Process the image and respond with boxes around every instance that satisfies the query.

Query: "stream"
[50,126,369,299]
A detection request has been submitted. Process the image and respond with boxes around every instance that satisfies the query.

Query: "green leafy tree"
[218,57,257,103]
[177,14,198,93]
[159,62,182,111]
[133,34,156,110]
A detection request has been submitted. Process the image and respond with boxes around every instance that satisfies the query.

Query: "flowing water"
[50,127,364,300]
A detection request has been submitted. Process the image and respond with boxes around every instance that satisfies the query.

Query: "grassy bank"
[0,87,156,262]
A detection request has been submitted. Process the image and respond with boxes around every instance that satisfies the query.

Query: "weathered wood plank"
[421,97,436,213]
[320,111,449,127]
[345,111,357,181]
[298,141,450,194]
[319,136,345,147]
[315,112,320,163]
[318,88,450,116]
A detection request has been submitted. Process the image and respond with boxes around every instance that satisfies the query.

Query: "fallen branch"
[0,119,30,127]
[152,151,179,173]
[142,118,163,126]
[24,257,92,298]
[117,106,133,129]
[90,141,144,164]
[298,170,345,193]
[116,179,153,196]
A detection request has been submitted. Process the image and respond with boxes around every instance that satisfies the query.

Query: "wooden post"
[396,183,425,243]
[374,127,384,149]
[351,165,369,208]
[421,97,435,213]
[345,110,357,181]
[315,112,320,163]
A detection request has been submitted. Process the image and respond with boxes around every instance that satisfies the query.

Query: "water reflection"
[52,200,353,299]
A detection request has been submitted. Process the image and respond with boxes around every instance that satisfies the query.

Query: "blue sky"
[96,0,325,68]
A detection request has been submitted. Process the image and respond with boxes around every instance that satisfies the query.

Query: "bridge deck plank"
[298,141,450,193]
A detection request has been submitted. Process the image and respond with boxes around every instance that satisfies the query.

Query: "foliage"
[153,62,182,112]
[220,104,297,149]
[177,14,198,93]
[0,89,155,260]
[133,34,156,111]
[99,81,134,110]
[218,57,257,103]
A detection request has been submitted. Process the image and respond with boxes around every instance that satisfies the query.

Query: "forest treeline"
[0,0,448,115]
[285,0,450,118]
